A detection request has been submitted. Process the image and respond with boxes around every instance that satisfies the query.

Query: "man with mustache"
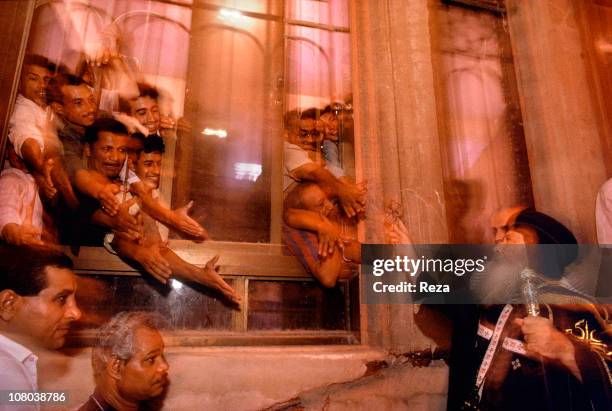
[73,118,142,246]
[0,245,82,407]
[48,73,96,180]
[8,55,78,209]
[110,135,240,304]
[78,311,169,411]
[8,55,57,198]
[282,108,364,286]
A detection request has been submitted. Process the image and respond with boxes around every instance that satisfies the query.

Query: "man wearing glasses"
[282,108,365,286]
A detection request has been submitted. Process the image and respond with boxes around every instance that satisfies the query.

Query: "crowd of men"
[0,54,239,305]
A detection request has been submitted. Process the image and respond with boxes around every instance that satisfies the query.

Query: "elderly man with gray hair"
[77,311,169,411]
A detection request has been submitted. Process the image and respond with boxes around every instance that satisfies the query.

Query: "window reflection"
[432,2,534,243]
[0,0,358,334]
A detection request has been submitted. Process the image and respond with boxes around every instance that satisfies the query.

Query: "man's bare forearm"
[293,163,342,198]
[20,139,46,175]
[132,182,174,226]
[284,208,329,232]
[74,169,108,199]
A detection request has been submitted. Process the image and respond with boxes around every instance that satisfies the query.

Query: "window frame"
[0,0,361,347]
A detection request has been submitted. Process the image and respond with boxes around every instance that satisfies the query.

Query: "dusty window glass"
[431,1,534,243]
[8,0,357,339]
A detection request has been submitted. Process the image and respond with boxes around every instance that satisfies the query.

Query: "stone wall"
[38,346,448,411]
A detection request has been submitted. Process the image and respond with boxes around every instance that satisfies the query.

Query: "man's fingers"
[124,197,139,208]
[148,268,169,284]
[151,259,171,277]
[343,204,356,218]
[207,254,220,268]
[126,230,141,241]
[318,239,326,256]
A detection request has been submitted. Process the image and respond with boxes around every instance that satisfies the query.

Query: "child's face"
[20,64,50,107]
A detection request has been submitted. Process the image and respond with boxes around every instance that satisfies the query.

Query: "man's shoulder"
[76,393,117,411]
[11,95,44,118]
[0,168,30,184]
[284,141,304,151]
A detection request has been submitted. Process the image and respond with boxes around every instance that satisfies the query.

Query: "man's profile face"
[12,266,81,349]
[500,225,539,245]
[288,118,322,151]
[135,152,162,190]
[61,84,96,127]
[491,206,525,244]
[88,131,129,179]
[20,64,51,107]
[130,96,160,134]
[117,327,169,402]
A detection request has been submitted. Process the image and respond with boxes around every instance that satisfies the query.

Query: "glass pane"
[286,0,350,28]
[285,24,355,179]
[3,0,357,337]
[285,26,351,116]
[431,3,534,243]
[247,279,348,330]
[171,0,285,242]
[75,275,234,330]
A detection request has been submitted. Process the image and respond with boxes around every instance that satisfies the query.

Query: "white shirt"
[8,94,60,159]
[0,333,39,411]
[0,168,43,239]
[595,178,612,244]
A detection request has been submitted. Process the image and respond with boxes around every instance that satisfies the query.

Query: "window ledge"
[68,241,311,277]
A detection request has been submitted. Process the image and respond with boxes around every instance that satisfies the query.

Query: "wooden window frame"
[0,0,360,347]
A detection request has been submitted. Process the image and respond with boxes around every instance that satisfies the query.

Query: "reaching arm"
[112,235,171,284]
[290,162,366,218]
[90,197,142,241]
[131,181,208,239]
[74,169,121,215]
[284,208,343,257]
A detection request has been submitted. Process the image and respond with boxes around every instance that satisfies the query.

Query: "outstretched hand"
[173,201,209,240]
[2,223,45,247]
[97,183,120,216]
[136,243,172,284]
[385,219,411,244]
[198,255,241,306]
